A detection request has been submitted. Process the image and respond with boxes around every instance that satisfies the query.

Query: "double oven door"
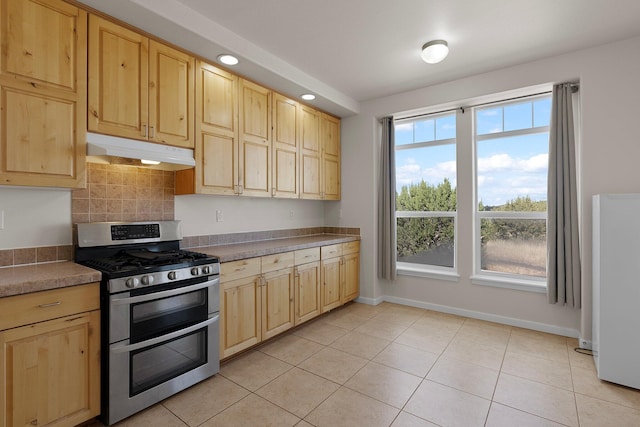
[105,274,219,425]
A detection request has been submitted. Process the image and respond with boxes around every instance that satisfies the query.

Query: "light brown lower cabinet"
[295,261,322,325]
[218,255,296,359]
[261,268,295,340]
[321,241,361,312]
[0,284,100,427]
[220,242,359,359]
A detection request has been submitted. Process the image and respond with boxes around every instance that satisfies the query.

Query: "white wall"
[175,195,326,236]
[0,187,72,249]
[338,35,640,340]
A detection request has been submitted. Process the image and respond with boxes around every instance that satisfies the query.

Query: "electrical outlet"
[0,210,4,229]
[289,210,294,219]
[215,209,223,222]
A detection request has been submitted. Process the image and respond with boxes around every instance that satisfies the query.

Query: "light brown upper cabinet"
[272,93,299,198]
[176,61,238,195]
[300,108,341,200]
[322,113,341,200]
[88,15,195,148]
[238,78,271,197]
[0,0,87,188]
[299,104,321,199]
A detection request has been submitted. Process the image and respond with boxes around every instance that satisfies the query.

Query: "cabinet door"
[0,0,87,188]
[1,0,79,90]
[220,275,262,359]
[238,78,271,197]
[322,113,341,200]
[148,40,194,148]
[177,61,238,195]
[342,252,360,303]
[295,261,321,325]
[88,15,148,140]
[272,93,298,198]
[321,257,342,312]
[300,105,322,199]
[0,311,100,427]
[261,269,295,340]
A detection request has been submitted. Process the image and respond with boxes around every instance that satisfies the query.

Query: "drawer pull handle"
[39,301,61,308]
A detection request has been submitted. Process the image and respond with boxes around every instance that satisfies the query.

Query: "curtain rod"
[396,82,579,121]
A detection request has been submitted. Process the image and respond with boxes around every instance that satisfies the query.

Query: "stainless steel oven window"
[109,277,219,344]
[106,314,219,425]
[130,289,208,342]
[130,329,207,395]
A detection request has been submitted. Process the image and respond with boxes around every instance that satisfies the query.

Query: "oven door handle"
[110,314,219,354]
[111,278,219,306]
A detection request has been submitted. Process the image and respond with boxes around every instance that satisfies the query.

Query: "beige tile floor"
[92,302,640,427]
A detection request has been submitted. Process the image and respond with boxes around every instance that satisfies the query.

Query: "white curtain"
[377,117,397,280]
[547,83,581,307]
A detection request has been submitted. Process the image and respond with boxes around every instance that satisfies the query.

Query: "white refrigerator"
[592,194,640,389]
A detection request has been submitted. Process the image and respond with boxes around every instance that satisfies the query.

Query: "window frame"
[471,94,551,290]
[394,112,458,279]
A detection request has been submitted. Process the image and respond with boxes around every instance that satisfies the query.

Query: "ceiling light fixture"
[421,40,449,64]
[217,54,239,65]
[301,93,316,101]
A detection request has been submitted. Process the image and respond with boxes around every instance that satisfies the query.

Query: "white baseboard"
[354,295,385,305]
[376,295,580,339]
[578,338,593,350]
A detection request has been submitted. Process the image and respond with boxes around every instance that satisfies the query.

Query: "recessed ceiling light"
[421,40,449,64]
[301,93,316,101]
[218,54,239,65]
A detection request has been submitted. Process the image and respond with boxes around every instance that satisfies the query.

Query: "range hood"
[86,132,195,170]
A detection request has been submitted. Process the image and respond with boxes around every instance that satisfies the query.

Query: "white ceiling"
[78,0,640,117]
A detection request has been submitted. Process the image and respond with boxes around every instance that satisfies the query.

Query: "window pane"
[397,217,454,267]
[504,102,532,131]
[480,218,546,278]
[436,115,456,140]
[415,119,435,142]
[476,107,502,135]
[396,144,456,208]
[534,98,552,127]
[476,133,548,207]
[395,122,414,146]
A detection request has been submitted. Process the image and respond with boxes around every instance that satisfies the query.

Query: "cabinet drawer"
[0,283,100,331]
[321,244,342,259]
[342,241,360,255]
[221,258,261,281]
[261,251,294,274]
[295,247,320,264]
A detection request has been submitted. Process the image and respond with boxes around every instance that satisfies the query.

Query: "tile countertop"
[195,233,360,263]
[0,262,102,298]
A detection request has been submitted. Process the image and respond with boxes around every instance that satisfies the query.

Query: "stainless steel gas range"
[75,221,220,425]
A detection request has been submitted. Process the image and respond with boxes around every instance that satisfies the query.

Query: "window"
[395,112,457,273]
[474,95,551,283]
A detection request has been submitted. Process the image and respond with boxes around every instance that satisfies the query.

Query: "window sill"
[470,274,546,293]
[397,266,460,282]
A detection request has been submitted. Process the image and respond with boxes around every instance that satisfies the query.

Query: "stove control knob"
[141,275,154,286]
[191,267,200,276]
[202,266,211,275]
[168,271,177,280]
[126,278,140,288]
